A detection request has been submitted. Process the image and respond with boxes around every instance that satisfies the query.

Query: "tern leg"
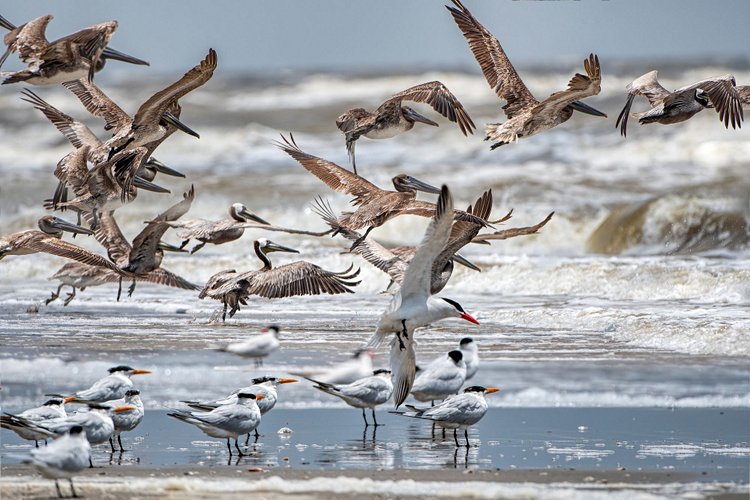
[245,433,251,446]
[128,279,136,297]
[63,287,77,306]
[117,276,123,302]
[44,439,48,446]
[54,479,62,498]
[362,408,369,427]
[190,242,206,254]
[46,284,65,305]
[254,428,260,439]
[118,434,126,451]
[34,440,39,448]
[454,429,459,447]
[69,478,78,498]
[234,438,244,456]
[226,438,232,456]
[371,408,379,427]
[442,427,446,438]
[89,457,93,468]
[109,436,116,452]
[465,429,470,448]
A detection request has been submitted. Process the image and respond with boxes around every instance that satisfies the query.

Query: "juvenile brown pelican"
[471,211,554,243]
[277,134,487,241]
[94,186,199,298]
[447,0,606,149]
[0,216,121,273]
[314,190,492,294]
[200,238,361,321]
[615,71,744,137]
[336,81,475,173]
[0,15,148,85]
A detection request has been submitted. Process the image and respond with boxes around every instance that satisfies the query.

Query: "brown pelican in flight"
[276,134,488,242]
[0,14,148,85]
[200,238,361,322]
[0,216,121,274]
[363,185,479,408]
[446,0,606,149]
[94,186,199,298]
[615,71,745,137]
[336,81,475,173]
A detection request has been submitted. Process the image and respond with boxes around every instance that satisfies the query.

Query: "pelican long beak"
[570,100,607,118]
[460,312,479,325]
[158,241,188,253]
[255,394,265,401]
[50,217,94,236]
[114,405,137,413]
[405,177,441,194]
[485,387,500,395]
[278,378,298,384]
[129,369,152,376]
[133,176,171,194]
[239,208,270,226]
[453,253,481,272]
[162,111,200,139]
[146,158,185,178]
[101,46,150,66]
[265,241,300,254]
[403,107,439,127]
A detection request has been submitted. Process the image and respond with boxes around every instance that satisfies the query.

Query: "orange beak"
[460,312,479,325]
[130,369,152,376]
[114,405,137,413]
[63,396,78,404]
[255,394,265,401]
[485,387,500,394]
[278,378,298,384]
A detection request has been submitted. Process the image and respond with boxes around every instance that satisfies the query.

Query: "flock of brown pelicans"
[1,2,748,497]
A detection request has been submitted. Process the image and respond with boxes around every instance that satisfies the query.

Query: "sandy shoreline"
[2,465,747,499]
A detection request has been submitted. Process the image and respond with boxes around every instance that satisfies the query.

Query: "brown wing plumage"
[446,0,538,118]
[381,81,476,135]
[62,78,132,132]
[132,48,217,128]
[335,108,372,134]
[20,88,102,149]
[534,54,602,116]
[138,268,200,291]
[396,199,489,227]
[3,15,52,64]
[94,211,131,266]
[473,212,554,242]
[23,235,123,273]
[698,76,744,129]
[243,262,361,299]
[616,70,671,137]
[275,133,380,206]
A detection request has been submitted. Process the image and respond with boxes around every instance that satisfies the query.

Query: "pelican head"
[101,46,150,67]
[569,100,607,118]
[38,216,94,237]
[448,350,464,365]
[441,297,479,324]
[145,158,185,178]
[402,106,439,127]
[161,110,200,139]
[452,253,481,272]
[257,238,299,254]
[694,88,710,107]
[391,174,441,194]
[230,203,269,225]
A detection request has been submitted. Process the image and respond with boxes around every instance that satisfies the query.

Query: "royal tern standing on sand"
[106,389,144,452]
[411,350,467,403]
[303,369,394,427]
[394,386,499,447]
[21,425,91,499]
[459,338,479,380]
[365,185,479,408]
[169,393,263,457]
[215,325,281,367]
[64,365,151,403]
[0,398,66,447]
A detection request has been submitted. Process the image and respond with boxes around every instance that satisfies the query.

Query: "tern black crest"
[252,376,275,384]
[460,337,474,346]
[125,389,140,397]
[236,393,257,399]
[108,365,134,374]
[448,350,464,363]
[441,297,465,313]
[464,386,487,393]
[373,369,391,375]
[69,425,85,435]
[43,399,63,406]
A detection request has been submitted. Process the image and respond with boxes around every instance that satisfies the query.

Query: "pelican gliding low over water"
[447,0,606,149]
[336,80,475,173]
[615,71,745,137]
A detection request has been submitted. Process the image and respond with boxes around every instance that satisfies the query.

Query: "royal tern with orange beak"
[411,350,466,403]
[169,393,263,457]
[365,185,479,408]
[0,398,66,447]
[106,389,144,452]
[394,386,499,447]
[215,325,281,367]
[304,369,393,427]
[181,376,298,442]
[21,425,90,499]
[63,365,151,403]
